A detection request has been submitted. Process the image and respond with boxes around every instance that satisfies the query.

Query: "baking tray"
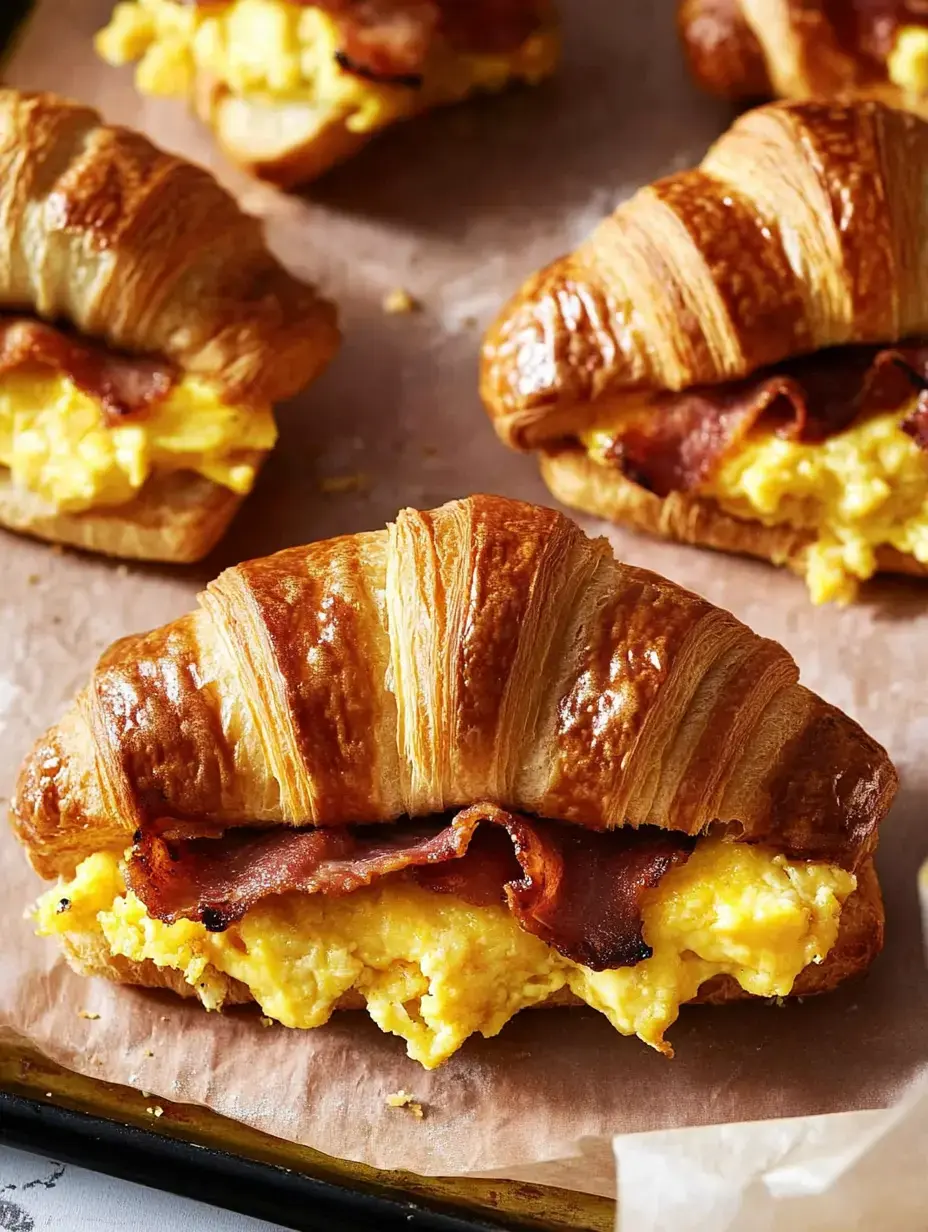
[0,7,608,1228]
[0,1044,613,1231]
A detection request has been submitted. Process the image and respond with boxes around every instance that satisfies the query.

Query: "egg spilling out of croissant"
[678,0,928,118]
[11,496,895,1067]
[0,89,337,560]
[481,100,928,603]
[96,0,559,185]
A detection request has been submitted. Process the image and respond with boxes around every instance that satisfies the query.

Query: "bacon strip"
[126,804,695,971]
[601,344,928,499]
[190,1,544,82]
[0,317,177,425]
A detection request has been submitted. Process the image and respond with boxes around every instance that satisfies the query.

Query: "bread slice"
[195,81,375,189]
[0,467,248,563]
[53,857,883,1025]
[540,448,928,584]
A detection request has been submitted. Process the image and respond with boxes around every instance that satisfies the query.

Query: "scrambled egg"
[888,26,928,95]
[584,404,928,604]
[0,371,276,512]
[96,0,557,135]
[36,839,855,1069]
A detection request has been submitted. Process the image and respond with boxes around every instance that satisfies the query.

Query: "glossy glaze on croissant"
[13,496,896,882]
[481,100,928,448]
[678,0,928,117]
[0,90,337,404]
[0,90,339,560]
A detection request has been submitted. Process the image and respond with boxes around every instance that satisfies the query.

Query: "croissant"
[0,89,338,561]
[94,1,560,188]
[481,99,928,604]
[678,0,928,118]
[13,496,895,1068]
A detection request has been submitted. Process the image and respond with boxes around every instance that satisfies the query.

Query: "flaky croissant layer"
[12,497,896,880]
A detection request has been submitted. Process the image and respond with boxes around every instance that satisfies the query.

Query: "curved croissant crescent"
[480,99,928,448]
[0,90,337,404]
[677,0,928,116]
[13,496,896,881]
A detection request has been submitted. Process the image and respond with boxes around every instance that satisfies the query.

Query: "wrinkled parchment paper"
[614,1069,928,1230]
[1,0,926,1193]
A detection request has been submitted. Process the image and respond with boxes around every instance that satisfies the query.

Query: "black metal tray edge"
[0,1091,521,1232]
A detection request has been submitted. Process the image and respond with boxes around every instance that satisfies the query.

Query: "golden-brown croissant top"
[12,495,896,880]
[678,0,928,110]
[0,90,338,404]
[480,99,928,448]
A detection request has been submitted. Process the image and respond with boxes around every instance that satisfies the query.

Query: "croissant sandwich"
[679,0,928,118]
[95,1,560,187]
[12,495,895,1068]
[0,90,338,562]
[481,99,928,604]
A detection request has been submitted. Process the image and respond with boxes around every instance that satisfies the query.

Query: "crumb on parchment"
[382,288,420,315]
[259,1016,274,1028]
[143,1049,155,1058]
[77,1009,100,1020]
[386,1090,424,1119]
[318,472,369,496]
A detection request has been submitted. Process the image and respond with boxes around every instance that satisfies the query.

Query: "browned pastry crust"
[678,0,928,115]
[0,90,338,405]
[0,89,338,558]
[0,470,244,564]
[12,495,897,882]
[481,100,928,449]
[53,855,884,1018]
[188,6,559,187]
[540,448,928,583]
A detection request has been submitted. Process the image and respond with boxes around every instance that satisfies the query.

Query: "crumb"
[318,472,369,496]
[146,1105,164,1118]
[382,288,419,315]
[386,1090,424,1118]
[259,1016,274,1028]
[77,1009,100,1020]
[27,573,40,586]
[160,1015,169,1022]
[143,1049,155,1058]
[45,1092,53,1098]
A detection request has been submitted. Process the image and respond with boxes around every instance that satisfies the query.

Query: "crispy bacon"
[190,1,544,82]
[601,343,928,499]
[126,804,695,971]
[0,317,177,425]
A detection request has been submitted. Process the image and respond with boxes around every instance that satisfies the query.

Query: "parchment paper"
[0,0,926,1191]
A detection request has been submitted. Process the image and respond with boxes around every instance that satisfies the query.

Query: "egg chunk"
[888,26,928,95]
[37,838,854,1069]
[0,370,276,513]
[96,0,557,137]
[584,404,928,604]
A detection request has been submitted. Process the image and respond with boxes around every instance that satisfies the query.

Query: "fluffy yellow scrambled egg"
[96,0,557,135]
[888,26,928,94]
[36,839,854,1069]
[584,404,928,604]
[0,371,276,512]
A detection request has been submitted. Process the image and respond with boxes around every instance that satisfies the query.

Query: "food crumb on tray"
[77,1009,100,1020]
[259,1015,274,1028]
[382,288,420,315]
[318,472,369,496]
[386,1090,425,1118]
[146,1105,164,1118]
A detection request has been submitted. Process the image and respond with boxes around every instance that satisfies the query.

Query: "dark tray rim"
[0,1090,518,1232]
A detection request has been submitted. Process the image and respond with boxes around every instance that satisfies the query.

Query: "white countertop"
[0,1145,287,1232]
